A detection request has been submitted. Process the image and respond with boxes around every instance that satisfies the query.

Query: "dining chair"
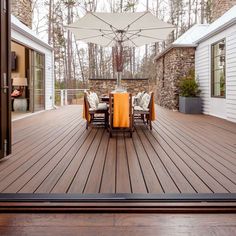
[133,92,154,130]
[84,92,109,129]
[109,93,133,137]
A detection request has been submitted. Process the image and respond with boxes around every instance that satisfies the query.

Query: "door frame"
[0,0,11,158]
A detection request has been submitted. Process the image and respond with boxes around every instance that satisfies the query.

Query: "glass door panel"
[33,52,45,112]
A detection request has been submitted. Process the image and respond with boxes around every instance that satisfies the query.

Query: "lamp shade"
[12,77,28,86]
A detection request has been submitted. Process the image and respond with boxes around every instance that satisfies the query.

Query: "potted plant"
[179,69,201,114]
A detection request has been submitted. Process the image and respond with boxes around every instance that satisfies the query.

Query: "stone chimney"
[212,0,236,22]
[11,0,32,28]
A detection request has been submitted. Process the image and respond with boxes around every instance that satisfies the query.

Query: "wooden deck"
[1,213,236,236]
[0,105,236,194]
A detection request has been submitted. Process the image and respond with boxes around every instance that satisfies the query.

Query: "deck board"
[0,105,235,194]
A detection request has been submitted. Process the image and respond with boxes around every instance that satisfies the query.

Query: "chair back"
[148,92,154,116]
[109,93,133,129]
[84,92,90,120]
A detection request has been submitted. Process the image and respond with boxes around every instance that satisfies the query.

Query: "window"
[211,39,226,97]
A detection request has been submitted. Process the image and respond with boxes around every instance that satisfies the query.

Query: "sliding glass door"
[32,51,45,112]
[0,0,11,158]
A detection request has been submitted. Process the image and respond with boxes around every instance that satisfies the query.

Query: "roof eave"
[11,22,53,51]
[195,18,236,44]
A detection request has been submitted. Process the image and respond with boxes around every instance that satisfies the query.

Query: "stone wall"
[88,78,152,96]
[11,0,32,28]
[212,0,236,22]
[155,47,195,110]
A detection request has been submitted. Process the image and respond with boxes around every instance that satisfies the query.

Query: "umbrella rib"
[66,26,112,32]
[103,34,116,41]
[128,26,175,32]
[124,30,141,41]
[109,27,120,42]
[105,38,115,47]
[124,37,138,47]
[131,33,164,41]
[75,32,114,41]
[123,11,149,31]
[88,11,119,31]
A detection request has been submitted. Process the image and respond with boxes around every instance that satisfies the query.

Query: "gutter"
[11,22,53,51]
[194,18,236,44]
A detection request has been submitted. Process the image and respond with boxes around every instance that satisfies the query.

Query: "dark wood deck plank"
[132,131,163,193]
[18,122,87,193]
[116,135,132,193]
[35,128,92,193]
[0,105,235,194]
[140,125,212,193]
[83,132,110,194]
[51,129,98,193]
[2,119,83,193]
[1,213,236,236]
[125,136,147,193]
[12,107,80,144]
[176,119,236,157]
[157,113,236,172]
[141,127,196,193]
[100,138,117,193]
[152,121,228,193]
[154,117,236,190]
[0,118,83,191]
[12,112,78,150]
[68,130,104,193]
[0,113,80,172]
[157,109,236,164]
[136,128,179,193]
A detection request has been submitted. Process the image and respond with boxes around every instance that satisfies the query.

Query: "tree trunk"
[201,0,205,24]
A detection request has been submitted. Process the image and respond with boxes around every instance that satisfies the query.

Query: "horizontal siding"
[226,26,236,122]
[195,44,210,115]
[196,24,236,122]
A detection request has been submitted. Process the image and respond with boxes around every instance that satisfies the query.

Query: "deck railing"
[55,89,89,106]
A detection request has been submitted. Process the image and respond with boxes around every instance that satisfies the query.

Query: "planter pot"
[179,96,202,114]
[13,98,27,112]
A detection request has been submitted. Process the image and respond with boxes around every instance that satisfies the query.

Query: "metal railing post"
[60,90,64,106]
[65,89,68,105]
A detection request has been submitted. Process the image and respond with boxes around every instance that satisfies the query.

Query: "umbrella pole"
[117,71,122,88]
[116,41,123,90]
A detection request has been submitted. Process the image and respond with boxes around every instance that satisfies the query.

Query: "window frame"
[211,38,226,98]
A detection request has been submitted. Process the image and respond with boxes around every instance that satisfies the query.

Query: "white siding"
[195,24,236,122]
[11,29,54,111]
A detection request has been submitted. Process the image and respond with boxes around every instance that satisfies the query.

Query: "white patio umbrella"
[67,11,175,88]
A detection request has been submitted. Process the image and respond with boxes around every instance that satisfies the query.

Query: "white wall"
[195,24,236,123]
[11,29,54,111]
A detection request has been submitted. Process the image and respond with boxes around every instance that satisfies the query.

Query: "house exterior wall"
[212,0,236,22]
[195,24,236,122]
[11,29,54,111]
[11,0,32,28]
[155,47,195,110]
